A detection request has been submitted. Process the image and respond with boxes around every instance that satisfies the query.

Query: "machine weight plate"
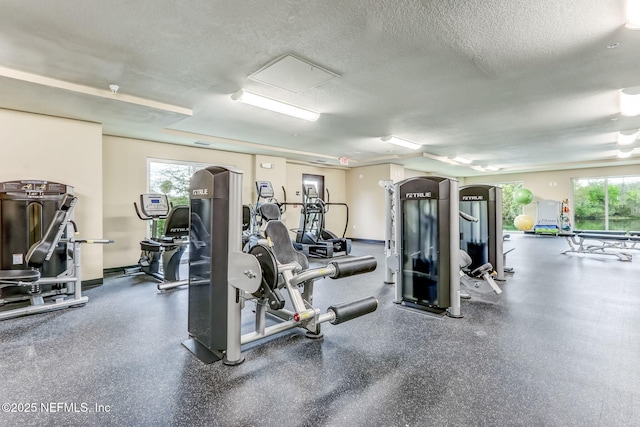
[248,244,278,297]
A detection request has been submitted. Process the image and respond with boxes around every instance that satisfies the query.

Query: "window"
[496,181,524,231]
[148,159,211,206]
[147,159,216,233]
[573,176,640,231]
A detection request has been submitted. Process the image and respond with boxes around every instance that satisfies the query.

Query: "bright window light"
[380,136,421,150]
[617,129,639,145]
[231,89,320,121]
[626,0,640,29]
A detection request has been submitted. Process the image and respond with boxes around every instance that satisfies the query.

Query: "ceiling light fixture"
[231,89,320,121]
[626,0,640,29]
[618,148,634,158]
[451,156,472,164]
[620,87,640,116]
[617,129,639,145]
[380,136,421,150]
[484,165,500,171]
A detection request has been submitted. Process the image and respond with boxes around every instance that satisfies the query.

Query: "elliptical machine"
[293,184,351,258]
[129,194,189,290]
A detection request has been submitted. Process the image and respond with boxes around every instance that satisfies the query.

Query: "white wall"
[0,109,104,280]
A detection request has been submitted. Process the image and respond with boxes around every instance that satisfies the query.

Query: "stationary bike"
[128,194,189,287]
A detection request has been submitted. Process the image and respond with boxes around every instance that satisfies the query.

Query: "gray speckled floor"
[1,235,639,427]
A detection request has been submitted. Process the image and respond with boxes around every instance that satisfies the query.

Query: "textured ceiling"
[1,0,639,176]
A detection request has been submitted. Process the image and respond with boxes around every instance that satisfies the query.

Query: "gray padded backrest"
[259,203,281,222]
[264,221,308,270]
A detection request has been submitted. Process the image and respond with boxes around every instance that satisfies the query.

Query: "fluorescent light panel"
[484,165,500,171]
[626,0,640,29]
[231,89,319,121]
[618,129,639,145]
[380,136,421,150]
[452,156,472,164]
[620,87,640,117]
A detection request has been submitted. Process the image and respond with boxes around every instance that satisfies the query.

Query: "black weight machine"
[183,167,378,365]
[128,194,189,291]
[0,180,112,320]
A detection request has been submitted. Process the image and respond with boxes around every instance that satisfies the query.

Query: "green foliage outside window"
[573,176,640,231]
[497,182,524,231]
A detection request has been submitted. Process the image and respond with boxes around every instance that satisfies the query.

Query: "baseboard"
[82,278,104,290]
[104,265,137,274]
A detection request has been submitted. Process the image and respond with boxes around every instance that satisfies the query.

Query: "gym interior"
[1,2,640,427]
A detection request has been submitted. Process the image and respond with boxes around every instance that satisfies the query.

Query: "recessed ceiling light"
[626,0,640,29]
[618,148,634,158]
[617,129,639,145]
[620,87,640,117]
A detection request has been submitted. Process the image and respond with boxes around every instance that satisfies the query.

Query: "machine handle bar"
[288,255,377,286]
[459,211,478,222]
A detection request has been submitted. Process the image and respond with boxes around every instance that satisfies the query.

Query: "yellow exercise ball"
[514,214,534,231]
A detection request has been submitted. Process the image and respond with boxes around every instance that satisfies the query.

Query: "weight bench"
[0,194,111,320]
[562,232,640,261]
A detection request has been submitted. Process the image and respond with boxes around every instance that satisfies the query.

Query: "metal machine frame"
[383,177,462,317]
[459,185,505,281]
[183,166,378,365]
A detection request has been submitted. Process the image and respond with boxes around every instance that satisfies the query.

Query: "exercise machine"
[183,166,378,365]
[383,177,463,317]
[0,180,111,320]
[292,184,351,258]
[459,185,505,280]
[129,194,189,290]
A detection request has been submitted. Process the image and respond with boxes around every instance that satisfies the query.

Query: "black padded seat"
[0,269,40,282]
[264,221,308,270]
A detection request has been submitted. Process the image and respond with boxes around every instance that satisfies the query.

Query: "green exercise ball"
[514,188,534,205]
[514,214,534,231]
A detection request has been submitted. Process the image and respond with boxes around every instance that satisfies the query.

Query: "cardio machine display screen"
[401,198,439,306]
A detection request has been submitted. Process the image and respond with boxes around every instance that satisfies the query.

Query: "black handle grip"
[328,296,378,325]
[329,255,377,279]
